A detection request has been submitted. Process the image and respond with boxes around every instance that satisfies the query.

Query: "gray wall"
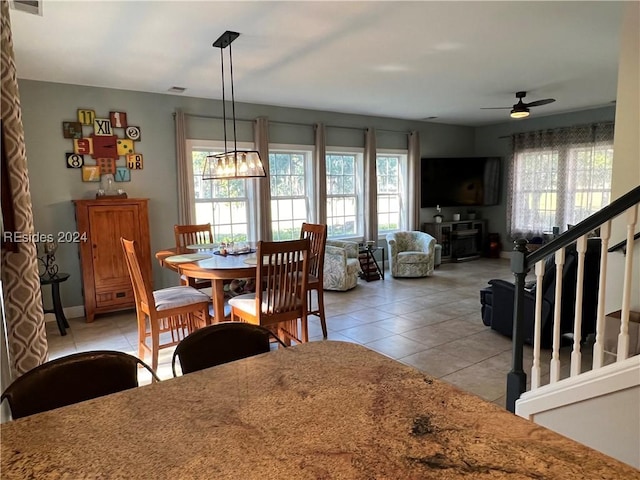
[472,106,616,250]
[18,79,475,310]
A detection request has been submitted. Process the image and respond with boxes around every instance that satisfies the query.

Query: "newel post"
[506,238,529,413]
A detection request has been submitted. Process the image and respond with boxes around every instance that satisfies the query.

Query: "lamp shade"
[203,150,266,180]
[510,108,530,119]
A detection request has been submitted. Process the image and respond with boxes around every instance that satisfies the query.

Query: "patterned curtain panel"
[1,2,48,377]
[507,123,615,239]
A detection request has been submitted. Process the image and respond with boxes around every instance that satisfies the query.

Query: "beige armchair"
[386,231,436,278]
[323,240,361,291]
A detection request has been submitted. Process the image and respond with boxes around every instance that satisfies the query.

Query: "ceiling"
[9,1,625,127]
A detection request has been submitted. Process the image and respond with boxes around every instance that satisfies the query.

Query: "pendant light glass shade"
[202,31,266,180]
[204,150,266,179]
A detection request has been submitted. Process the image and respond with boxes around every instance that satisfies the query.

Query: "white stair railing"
[527,202,639,394]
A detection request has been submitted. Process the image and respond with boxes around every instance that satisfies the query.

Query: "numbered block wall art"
[62,109,144,185]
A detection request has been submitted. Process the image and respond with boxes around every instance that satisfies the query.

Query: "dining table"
[156,246,258,321]
[1,341,637,479]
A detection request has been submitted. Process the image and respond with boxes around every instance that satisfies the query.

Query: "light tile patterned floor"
[45,258,590,409]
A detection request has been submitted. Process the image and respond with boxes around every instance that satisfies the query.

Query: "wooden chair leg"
[315,288,327,339]
[150,321,160,372]
[137,311,147,362]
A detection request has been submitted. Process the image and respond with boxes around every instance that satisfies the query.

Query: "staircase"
[506,185,640,468]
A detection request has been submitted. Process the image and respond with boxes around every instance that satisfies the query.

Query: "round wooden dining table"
[155,247,258,321]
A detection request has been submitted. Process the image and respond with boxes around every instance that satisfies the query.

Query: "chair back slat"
[121,238,154,311]
[256,239,310,325]
[300,222,327,278]
[174,224,214,253]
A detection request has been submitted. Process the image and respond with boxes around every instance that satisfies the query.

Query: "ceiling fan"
[482,91,556,119]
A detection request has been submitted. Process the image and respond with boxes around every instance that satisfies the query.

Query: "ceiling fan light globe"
[510,108,530,119]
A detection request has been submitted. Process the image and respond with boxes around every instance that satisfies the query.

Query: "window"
[376,150,408,233]
[509,124,613,237]
[269,146,314,240]
[188,140,257,243]
[326,150,363,238]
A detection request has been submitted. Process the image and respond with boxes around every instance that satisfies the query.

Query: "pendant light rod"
[213,31,240,157]
[219,46,228,154]
[229,39,238,157]
[204,30,266,180]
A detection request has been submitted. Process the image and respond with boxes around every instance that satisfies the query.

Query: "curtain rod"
[497,121,614,139]
[178,112,410,135]
[176,112,254,123]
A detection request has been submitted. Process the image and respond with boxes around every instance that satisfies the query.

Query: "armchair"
[386,231,436,278]
[323,239,361,291]
[480,238,601,348]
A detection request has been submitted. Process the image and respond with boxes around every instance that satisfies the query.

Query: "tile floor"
[45,258,591,409]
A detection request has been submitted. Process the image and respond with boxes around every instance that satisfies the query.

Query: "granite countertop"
[2,341,638,479]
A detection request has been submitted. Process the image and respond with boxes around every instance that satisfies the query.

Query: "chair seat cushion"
[228,293,258,316]
[154,286,210,311]
[398,251,431,264]
[229,292,303,316]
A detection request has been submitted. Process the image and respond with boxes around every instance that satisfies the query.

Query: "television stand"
[421,219,487,263]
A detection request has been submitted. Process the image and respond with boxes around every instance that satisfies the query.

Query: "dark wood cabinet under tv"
[422,219,487,263]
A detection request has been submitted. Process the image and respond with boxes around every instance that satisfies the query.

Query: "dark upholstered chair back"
[1,351,158,420]
[172,322,286,376]
[482,238,601,348]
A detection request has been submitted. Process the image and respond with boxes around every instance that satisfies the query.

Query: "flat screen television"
[420,156,500,208]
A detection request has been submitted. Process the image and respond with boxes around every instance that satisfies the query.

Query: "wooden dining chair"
[174,223,215,288]
[300,222,328,338]
[171,322,287,376]
[121,238,211,371]
[228,239,310,344]
[0,350,159,420]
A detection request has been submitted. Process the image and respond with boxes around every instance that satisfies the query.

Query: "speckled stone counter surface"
[2,341,638,479]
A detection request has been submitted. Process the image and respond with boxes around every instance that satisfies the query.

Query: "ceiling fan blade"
[523,98,555,108]
[480,107,511,110]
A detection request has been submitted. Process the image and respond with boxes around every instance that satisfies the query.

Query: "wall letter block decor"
[63,108,144,184]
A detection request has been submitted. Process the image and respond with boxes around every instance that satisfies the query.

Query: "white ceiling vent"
[10,0,43,16]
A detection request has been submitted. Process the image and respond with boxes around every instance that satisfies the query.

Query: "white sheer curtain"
[407,131,421,231]
[314,123,327,225]
[175,109,193,224]
[364,128,378,242]
[508,123,614,239]
[255,117,272,241]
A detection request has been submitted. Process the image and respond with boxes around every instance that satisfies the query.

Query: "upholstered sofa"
[323,239,361,291]
[386,231,436,278]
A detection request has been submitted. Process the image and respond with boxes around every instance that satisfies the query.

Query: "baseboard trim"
[43,305,84,323]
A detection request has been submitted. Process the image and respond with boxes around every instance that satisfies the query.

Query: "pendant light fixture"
[203,31,266,180]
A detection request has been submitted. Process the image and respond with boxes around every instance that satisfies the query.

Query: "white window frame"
[325,147,364,239]
[511,143,613,235]
[186,139,259,242]
[268,144,315,240]
[376,149,409,235]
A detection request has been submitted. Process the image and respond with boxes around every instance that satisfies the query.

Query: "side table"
[39,273,70,336]
[358,246,385,281]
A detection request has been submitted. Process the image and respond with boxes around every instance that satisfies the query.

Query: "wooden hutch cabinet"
[73,198,151,322]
